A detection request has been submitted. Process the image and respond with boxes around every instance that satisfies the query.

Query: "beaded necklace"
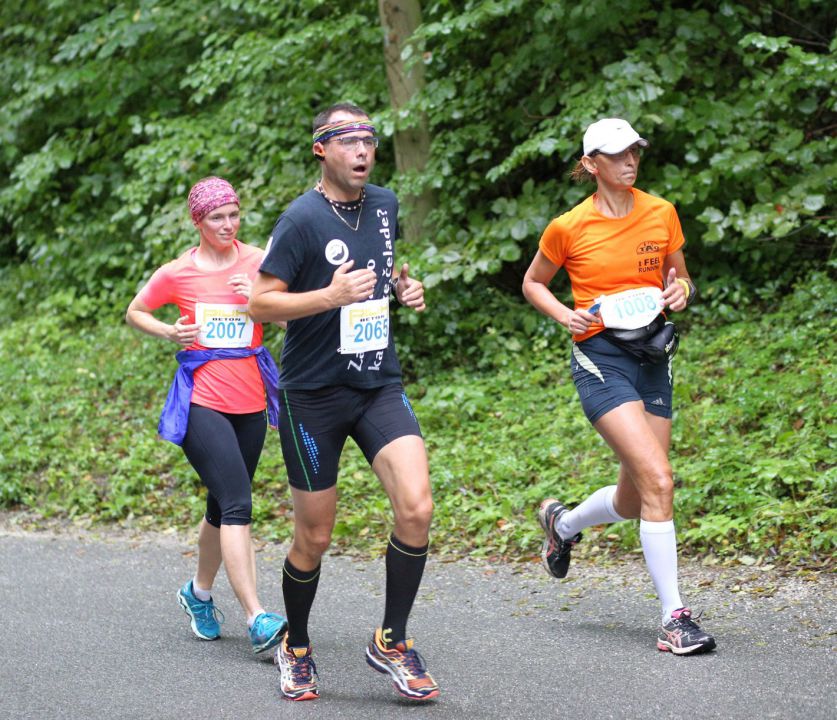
[316,181,365,232]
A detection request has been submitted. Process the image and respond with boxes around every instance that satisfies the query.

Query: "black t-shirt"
[260,184,404,389]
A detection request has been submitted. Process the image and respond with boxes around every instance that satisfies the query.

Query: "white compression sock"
[639,519,684,621]
[191,579,212,602]
[556,485,625,539]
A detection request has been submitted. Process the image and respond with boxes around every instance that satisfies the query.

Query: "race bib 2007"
[597,287,664,330]
[195,303,254,348]
[339,297,390,355]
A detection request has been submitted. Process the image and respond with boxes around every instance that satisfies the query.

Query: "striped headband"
[313,120,377,145]
[187,176,240,225]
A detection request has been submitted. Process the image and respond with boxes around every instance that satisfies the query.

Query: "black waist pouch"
[602,314,679,363]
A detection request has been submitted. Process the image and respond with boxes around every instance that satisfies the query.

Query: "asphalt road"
[1,528,834,720]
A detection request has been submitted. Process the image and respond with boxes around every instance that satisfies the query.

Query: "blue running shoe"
[177,580,224,640]
[249,612,288,654]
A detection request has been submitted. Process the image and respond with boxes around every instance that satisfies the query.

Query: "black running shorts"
[278,383,422,491]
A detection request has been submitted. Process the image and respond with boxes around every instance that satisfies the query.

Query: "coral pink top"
[139,240,267,414]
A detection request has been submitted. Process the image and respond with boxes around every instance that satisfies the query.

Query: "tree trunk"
[378,0,435,243]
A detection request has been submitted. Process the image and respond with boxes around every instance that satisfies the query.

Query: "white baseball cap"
[583,118,648,156]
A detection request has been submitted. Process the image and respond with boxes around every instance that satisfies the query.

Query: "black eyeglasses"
[330,135,379,149]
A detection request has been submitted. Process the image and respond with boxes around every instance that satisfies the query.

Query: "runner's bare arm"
[522,251,598,335]
[249,261,377,323]
[125,296,200,346]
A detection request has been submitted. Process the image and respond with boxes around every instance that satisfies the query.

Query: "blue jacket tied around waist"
[158,346,279,446]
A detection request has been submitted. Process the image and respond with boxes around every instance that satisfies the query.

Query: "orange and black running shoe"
[365,628,440,701]
[275,638,319,701]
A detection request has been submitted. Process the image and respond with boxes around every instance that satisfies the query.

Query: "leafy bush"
[2,274,833,566]
[0,1,833,566]
[1,1,834,341]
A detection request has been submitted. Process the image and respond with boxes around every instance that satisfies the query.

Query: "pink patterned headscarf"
[187,176,240,225]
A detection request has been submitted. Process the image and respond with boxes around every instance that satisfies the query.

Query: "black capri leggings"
[181,404,266,527]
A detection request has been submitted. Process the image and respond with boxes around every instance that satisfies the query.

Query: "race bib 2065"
[339,297,390,355]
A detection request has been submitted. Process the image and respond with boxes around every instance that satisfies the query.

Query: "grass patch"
[1,273,834,567]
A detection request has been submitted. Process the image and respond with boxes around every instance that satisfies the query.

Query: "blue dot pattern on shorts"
[298,423,320,474]
[401,392,417,423]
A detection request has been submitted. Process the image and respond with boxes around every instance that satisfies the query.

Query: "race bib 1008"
[195,302,254,348]
[339,297,390,355]
[597,287,664,330]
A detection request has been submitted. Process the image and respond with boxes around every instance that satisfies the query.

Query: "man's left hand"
[394,263,426,312]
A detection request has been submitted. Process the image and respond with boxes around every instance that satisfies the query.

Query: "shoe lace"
[289,651,315,684]
[671,608,703,632]
[393,646,428,679]
[558,534,581,558]
[197,601,224,626]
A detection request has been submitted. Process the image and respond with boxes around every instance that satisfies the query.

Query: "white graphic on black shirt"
[346,207,393,374]
[325,239,349,265]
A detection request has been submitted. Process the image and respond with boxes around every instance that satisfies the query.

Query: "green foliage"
[1,1,834,334]
[0,0,389,319]
[403,1,836,296]
[2,275,833,565]
[0,1,833,566]
[672,271,836,560]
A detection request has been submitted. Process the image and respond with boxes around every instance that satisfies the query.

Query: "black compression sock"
[382,534,428,647]
[282,557,321,648]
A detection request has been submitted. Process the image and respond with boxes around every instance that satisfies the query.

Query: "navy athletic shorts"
[278,383,422,492]
[570,333,673,424]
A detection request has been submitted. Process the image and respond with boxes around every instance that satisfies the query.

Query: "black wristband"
[389,276,402,302]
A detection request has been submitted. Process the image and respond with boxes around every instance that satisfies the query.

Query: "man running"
[249,103,439,702]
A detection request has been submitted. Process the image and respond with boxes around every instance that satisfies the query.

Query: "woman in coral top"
[126,177,287,654]
[522,119,715,655]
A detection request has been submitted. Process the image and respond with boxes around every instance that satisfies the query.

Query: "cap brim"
[592,137,649,155]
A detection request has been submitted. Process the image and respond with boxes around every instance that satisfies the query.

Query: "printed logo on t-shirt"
[344,207,394,375]
[636,240,662,273]
[636,241,660,255]
[325,239,350,265]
